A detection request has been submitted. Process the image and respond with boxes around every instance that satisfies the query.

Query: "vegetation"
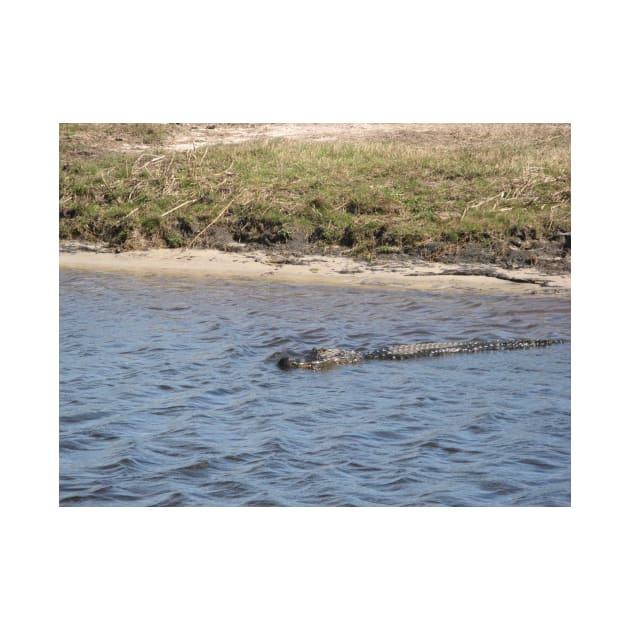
[59,124,570,261]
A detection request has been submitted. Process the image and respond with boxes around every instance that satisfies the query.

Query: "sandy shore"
[59,242,570,297]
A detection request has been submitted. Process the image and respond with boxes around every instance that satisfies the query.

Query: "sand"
[59,242,570,297]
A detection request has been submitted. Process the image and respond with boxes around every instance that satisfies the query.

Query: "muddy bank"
[199,222,571,275]
[59,241,570,297]
[63,223,570,275]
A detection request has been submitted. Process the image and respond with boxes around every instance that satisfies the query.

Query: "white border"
[5,1,628,628]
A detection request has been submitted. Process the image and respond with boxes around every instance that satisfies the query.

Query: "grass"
[59,124,570,259]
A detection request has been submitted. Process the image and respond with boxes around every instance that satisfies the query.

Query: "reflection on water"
[60,270,570,506]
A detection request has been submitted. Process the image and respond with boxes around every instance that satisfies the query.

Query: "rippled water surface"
[60,270,570,506]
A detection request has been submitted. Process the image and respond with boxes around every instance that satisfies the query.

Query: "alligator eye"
[277,357,293,370]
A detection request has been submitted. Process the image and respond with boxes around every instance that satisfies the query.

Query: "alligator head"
[277,348,365,370]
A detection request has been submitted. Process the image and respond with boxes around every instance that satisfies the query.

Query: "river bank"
[59,124,570,271]
[60,240,570,296]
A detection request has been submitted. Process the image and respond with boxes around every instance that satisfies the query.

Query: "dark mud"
[60,223,571,276]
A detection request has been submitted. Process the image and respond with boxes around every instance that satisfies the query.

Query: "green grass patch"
[59,125,570,256]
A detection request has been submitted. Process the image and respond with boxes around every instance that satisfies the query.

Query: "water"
[60,270,570,506]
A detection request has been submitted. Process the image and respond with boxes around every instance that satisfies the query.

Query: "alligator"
[277,338,567,370]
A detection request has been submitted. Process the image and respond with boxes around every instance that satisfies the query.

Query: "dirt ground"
[71,122,569,154]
